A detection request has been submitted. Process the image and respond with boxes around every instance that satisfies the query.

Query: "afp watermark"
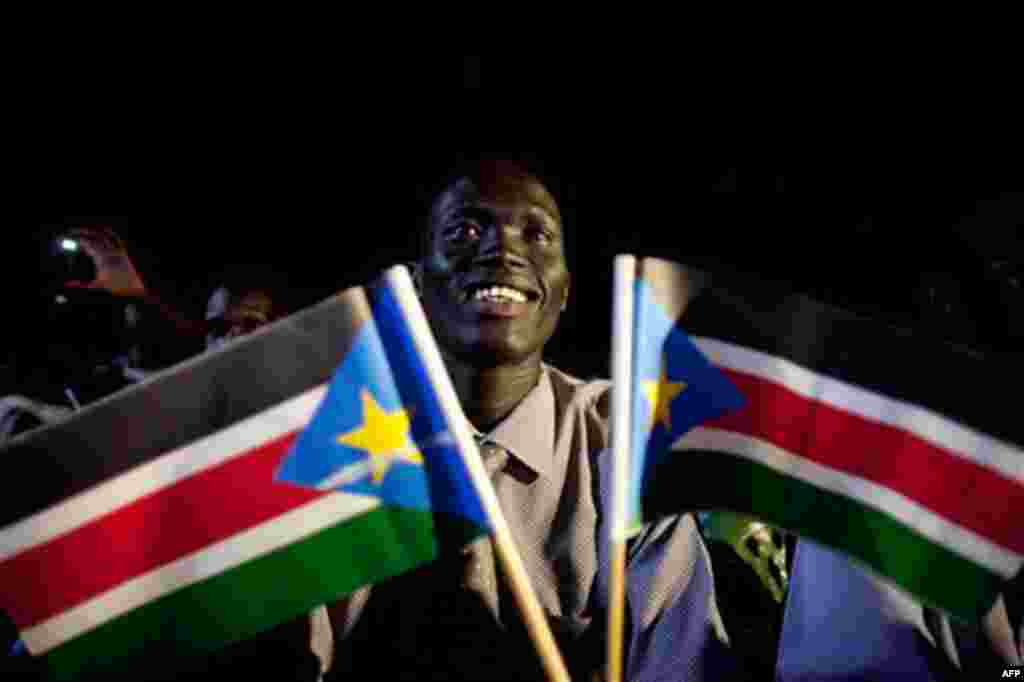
[1001,666,1023,678]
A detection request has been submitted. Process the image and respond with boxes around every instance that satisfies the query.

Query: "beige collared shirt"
[320,364,732,681]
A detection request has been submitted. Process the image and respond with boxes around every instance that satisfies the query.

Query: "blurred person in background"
[2,229,286,677]
[2,226,188,440]
[204,282,278,352]
[697,511,791,679]
[4,227,290,441]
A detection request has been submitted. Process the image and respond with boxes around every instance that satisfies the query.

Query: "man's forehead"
[433,172,562,224]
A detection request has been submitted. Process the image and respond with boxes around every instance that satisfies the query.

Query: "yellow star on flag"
[336,388,423,484]
[641,357,687,433]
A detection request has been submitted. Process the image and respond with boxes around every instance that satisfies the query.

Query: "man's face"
[224,290,274,336]
[420,169,570,367]
[206,290,274,351]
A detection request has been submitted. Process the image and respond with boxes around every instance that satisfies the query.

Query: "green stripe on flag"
[42,506,436,681]
[647,450,1006,622]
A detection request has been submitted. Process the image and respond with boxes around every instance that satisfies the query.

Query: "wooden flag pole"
[607,541,628,682]
[387,266,572,682]
[607,255,637,682]
[491,526,574,682]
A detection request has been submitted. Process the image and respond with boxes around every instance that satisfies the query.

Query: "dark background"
[10,56,1024,380]
[25,159,1023,379]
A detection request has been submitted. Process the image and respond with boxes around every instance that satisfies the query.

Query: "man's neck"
[445,354,543,433]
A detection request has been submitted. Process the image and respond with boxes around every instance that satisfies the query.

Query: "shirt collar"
[467,365,556,480]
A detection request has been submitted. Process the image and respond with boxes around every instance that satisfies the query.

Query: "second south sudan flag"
[617,256,1024,623]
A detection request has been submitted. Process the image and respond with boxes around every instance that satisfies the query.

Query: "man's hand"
[64,226,148,299]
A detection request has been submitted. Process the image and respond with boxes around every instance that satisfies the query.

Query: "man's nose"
[476,224,529,269]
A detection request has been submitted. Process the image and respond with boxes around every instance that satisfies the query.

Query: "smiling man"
[314,160,1024,681]
[419,160,571,427]
[317,160,737,681]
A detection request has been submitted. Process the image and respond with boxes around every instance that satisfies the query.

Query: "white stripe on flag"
[22,490,377,655]
[693,336,1024,485]
[0,385,329,562]
[674,426,1024,579]
[316,460,372,490]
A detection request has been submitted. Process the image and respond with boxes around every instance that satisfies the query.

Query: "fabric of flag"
[626,258,746,534]
[0,270,486,680]
[276,272,490,549]
[630,256,1024,622]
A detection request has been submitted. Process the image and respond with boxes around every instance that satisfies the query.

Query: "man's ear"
[561,276,570,312]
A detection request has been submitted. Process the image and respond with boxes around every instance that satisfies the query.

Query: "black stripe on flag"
[642,259,1023,448]
[0,289,371,527]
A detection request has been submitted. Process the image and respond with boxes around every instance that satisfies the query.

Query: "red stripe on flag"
[0,432,324,629]
[707,368,1024,555]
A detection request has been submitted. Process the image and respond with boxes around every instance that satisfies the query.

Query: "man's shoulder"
[543,364,611,421]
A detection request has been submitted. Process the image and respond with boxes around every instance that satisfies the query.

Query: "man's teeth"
[471,286,528,303]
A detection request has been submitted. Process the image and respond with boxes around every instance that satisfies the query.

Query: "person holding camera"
[10,227,207,416]
[8,226,291,441]
[2,227,291,678]
[204,284,278,352]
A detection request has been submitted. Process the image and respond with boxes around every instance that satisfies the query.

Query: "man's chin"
[447,337,539,369]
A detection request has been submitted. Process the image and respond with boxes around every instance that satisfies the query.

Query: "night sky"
[30,155,1021,380]
[12,53,1023,378]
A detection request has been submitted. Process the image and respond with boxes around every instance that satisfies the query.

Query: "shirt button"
[479,445,507,477]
